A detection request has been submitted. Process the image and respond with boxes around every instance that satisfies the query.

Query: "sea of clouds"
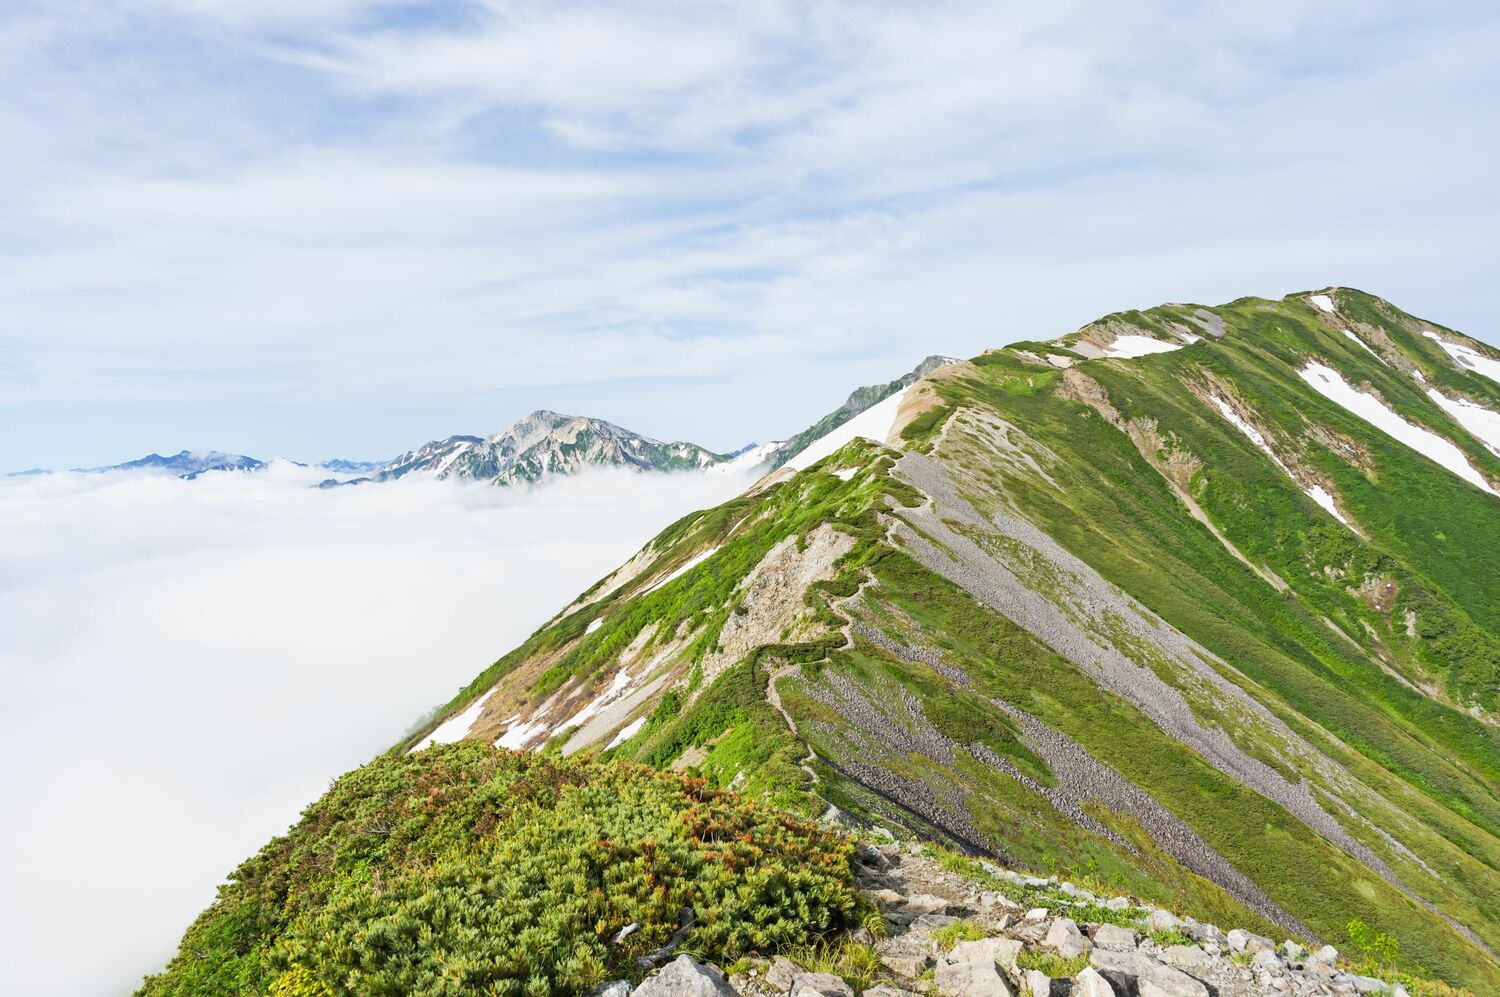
[0,462,755,996]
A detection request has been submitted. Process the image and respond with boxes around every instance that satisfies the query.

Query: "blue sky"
[3,0,1498,469]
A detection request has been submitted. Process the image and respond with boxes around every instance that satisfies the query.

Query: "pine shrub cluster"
[139,743,864,996]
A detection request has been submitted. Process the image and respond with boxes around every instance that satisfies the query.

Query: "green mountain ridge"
[146,288,1500,995]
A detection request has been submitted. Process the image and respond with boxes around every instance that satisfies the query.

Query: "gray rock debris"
[633,955,738,997]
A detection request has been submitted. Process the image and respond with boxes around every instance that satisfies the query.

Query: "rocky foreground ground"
[601,841,1412,997]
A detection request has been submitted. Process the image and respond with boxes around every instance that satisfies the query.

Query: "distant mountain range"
[12,358,955,489]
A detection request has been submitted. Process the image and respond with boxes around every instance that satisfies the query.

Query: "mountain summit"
[377,409,731,487]
[146,288,1500,995]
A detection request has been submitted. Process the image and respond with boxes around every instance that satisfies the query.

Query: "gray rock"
[1158,945,1212,971]
[910,913,963,936]
[1044,917,1089,958]
[1308,944,1339,965]
[905,893,954,915]
[1146,909,1185,934]
[934,955,1017,997]
[588,982,632,997]
[863,987,919,997]
[875,936,932,978]
[1226,928,1274,954]
[1104,896,1132,911]
[1346,975,1392,994]
[1279,939,1307,963]
[950,936,1023,971]
[1251,949,1282,971]
[1073,967,1117,997]
[632,955,738,997]
[1187,922,1222,945]
[1092,923,1137,952]
[1019,969,1050,997]
[765,956,802,992]
[1090,949,1209,997]
[789,972,853,997]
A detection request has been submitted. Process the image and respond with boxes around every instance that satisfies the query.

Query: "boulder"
[1146,909,1185,934]
[1024,908,1050,921]
[933,955,1017,997]
[875,936,932,978]
[1187,922,1221,945]
[1346,975,1392,994]
[587,982,632,997]
[1250,949,1282,971]
[789,972,853,997]
[1090,949,1209,997]
[949,937,1023,971]
[1091,924,1137,952]
[764,956,802,992]
[1158,945,1213,971]
[1072,967,1117,997]
[1044,917,1089,959]
[633,955,738,997]
[863,987,919,997]
[905,893,954,915]
[1279,939,1306,964]
[1226,928,1274,955]
[1019,969,1050,997]
[1308,944,1339,966]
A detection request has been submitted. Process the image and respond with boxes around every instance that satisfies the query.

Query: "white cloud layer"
[2,1,1498,469]
[0,464,755,996]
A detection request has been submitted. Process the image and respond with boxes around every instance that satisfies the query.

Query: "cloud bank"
[0,464,754,996]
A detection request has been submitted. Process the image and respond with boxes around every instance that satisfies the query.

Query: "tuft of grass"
[1015,949,1089,978]
[1147,929,1196,948]
[785,938,883,992]
[931,920,990,951]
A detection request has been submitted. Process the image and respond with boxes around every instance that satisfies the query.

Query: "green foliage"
[930,920,989,950]
[1014,949,1088,978]
[1147,929,1195,948]
[139,745,864,997]
[1347,918,1400,972]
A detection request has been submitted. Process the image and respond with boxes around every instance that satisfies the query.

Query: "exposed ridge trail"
[891,451,1407,893]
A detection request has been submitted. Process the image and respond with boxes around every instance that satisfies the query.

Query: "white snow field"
[1298,363,1496,495]
[1102,334,1184,359]
[1425,331,1500,387]
[412,694,490,750]
[1427,389,1500,457]
[783,385,914,470]
[1309,294,1336,313]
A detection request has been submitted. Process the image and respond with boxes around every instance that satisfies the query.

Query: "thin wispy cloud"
[0,465,756,996]
[3,1,1496,468]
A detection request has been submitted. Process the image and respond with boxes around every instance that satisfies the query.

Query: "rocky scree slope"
[397,288,1500,992]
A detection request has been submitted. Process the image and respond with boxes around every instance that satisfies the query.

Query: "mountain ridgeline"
[146,289,1500,996]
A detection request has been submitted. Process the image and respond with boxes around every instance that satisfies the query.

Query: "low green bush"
[139,744,865,996]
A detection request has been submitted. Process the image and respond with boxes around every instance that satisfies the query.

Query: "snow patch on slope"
[1297,363,1497,495]
[783,386,913,470]
[643,546,719,593]
[1103,335,1184,359]
[1427,390,1500,457]
[1209,395,1350,526]
[706,441,781,476]
[1424,331,1500,387]
[608,715,647,748]
[412,694,490,751]
[1309,294,1336,314]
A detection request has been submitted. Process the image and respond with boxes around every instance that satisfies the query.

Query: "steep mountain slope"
[390,288,1500,992]
[763,355,960,471]
[377,409,730,487]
